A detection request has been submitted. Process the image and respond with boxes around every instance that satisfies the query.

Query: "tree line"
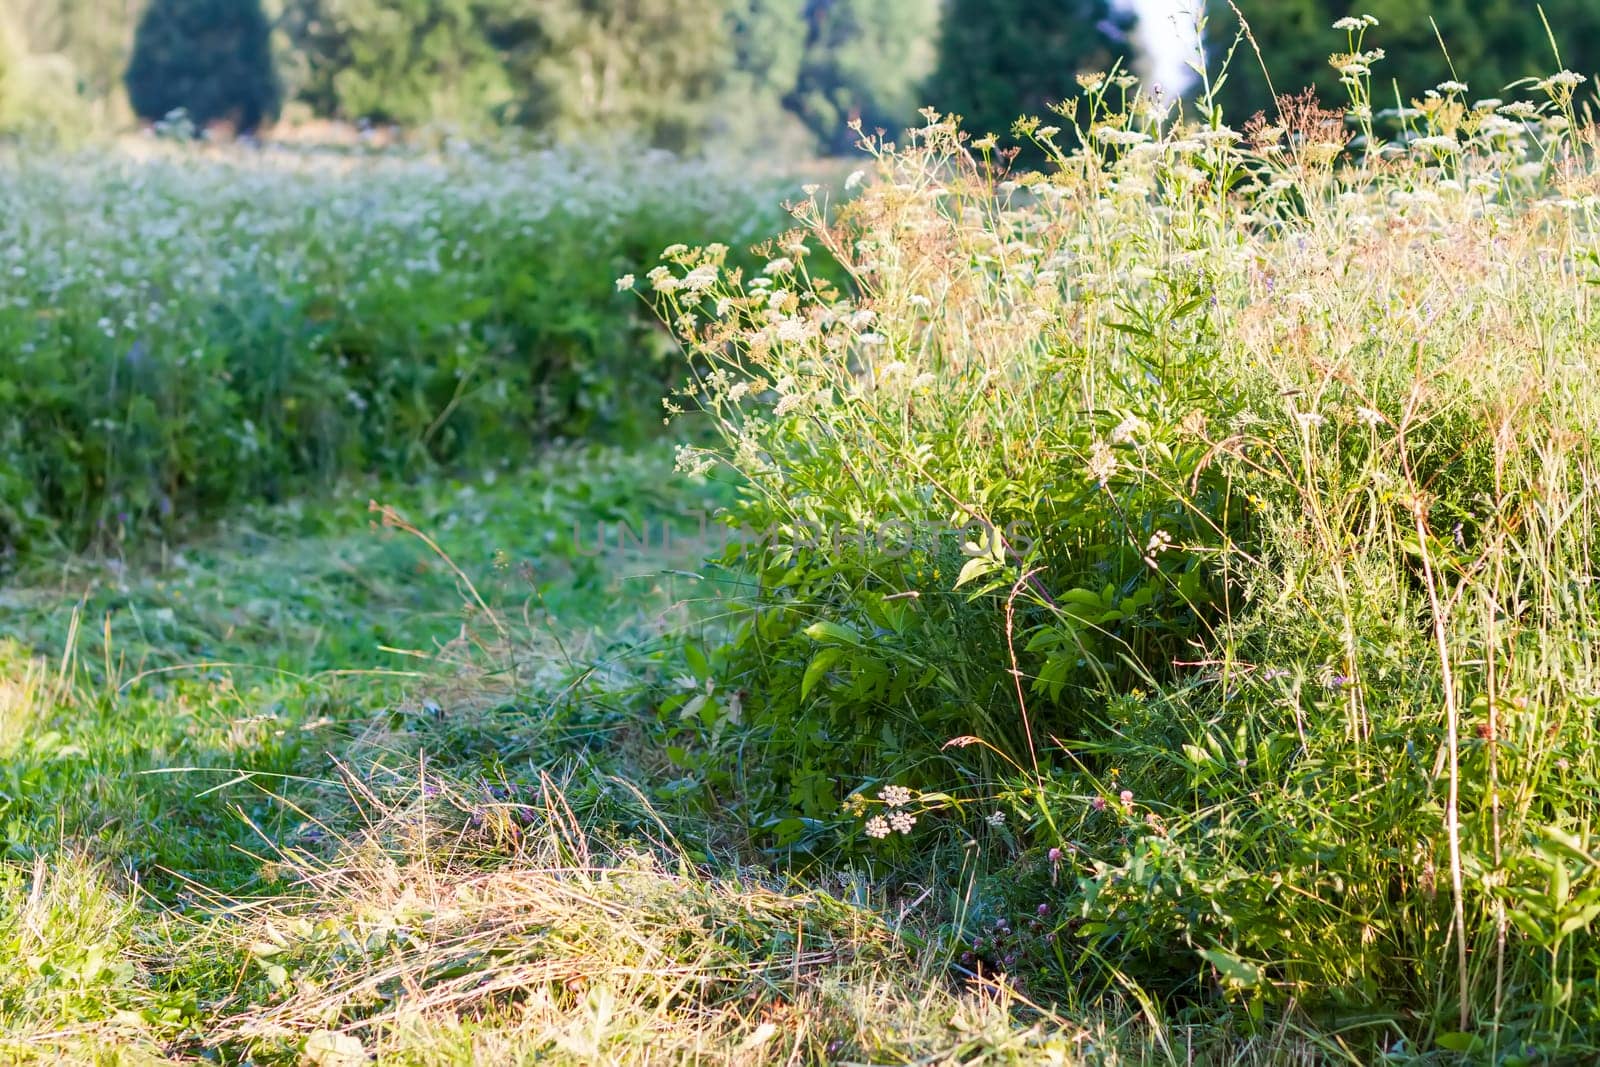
[1,0,1595,150]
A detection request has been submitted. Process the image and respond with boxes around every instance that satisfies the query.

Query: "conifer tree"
[125,0,280,131]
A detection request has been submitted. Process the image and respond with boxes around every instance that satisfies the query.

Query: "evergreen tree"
[125,0,280,131]
[1205,1,1600,121]
[927,0,1133,144]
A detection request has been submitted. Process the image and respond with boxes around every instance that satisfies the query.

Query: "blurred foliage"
[788,0,940,154]
[1206,1,1600,119]
[0,146,808,557]
[927,0,1132,147]
[0,3,93,138]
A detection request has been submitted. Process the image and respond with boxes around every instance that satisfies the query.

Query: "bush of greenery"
[647,50,1600,1054]
[0,144,801,558]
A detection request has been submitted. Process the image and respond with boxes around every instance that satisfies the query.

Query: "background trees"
[927,0,1132,142]
[2,0,1596,148]
[1207,1,1600,119]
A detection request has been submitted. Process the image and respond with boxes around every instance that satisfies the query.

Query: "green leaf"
[955,554,997,589]
[803,620,860,645]
[1435,1032,1485,1054]
[1197,947,1260,988]
[801,648,843,701]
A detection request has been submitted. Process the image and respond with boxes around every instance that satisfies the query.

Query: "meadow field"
[5,52,1600,1065]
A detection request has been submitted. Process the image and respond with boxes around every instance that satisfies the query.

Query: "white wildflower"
[1087,441,1118,485]
[763,256,795,276]
[1543,70,1586,90]
[1498,101,1540,119]
[880,785,913,808]
[865,816,891,839]
[986,811,1006,828]
[682,263,718,294]
[1410,135,1460,154]
[615,273,635,291]
[1091,125,1152,147]
[888,811,916,835]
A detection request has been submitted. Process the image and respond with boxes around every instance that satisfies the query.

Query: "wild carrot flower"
[879,784,912,808]
[888,811,916,834]
[864,816,891,839]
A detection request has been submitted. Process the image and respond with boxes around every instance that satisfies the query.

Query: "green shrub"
[649,51,1600,1053]
[0,144,804,558]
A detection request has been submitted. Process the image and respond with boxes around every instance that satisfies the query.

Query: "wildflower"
[763,257,795,276]
[1410,135,1460,154]
[1145,530,1174,556]
[1356,406,1383,427]
[1110,415,1144,444]
[1332,15,1365,30]
[1435,80,1469,95]
[774,392,808,418]
[879,784,913,808]
[615,273,635,291]
[1542,70,1586,90]
[844,169,866,190]
[1295,410,1326,431]
[858,332,887,346]
[1498,101,1540,119]
[1091,125,1152,147]
[888,810,916,834]
[864,816,891,839]
[987,810,1006,828]
[1086,441,1118,486]
[774,318,811,344]
[1091,796,1107,813]
[1048,847,1063,863]
[1119,789,1134,812]
[682,263,718,294]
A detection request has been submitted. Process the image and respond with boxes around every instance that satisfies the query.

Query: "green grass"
[0,442,1322,1064]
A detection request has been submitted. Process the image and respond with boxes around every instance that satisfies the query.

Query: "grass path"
[0,447,1279,1064]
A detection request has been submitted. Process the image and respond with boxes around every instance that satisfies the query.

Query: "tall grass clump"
[0,142,808,559]
[644,48,1600,1055]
